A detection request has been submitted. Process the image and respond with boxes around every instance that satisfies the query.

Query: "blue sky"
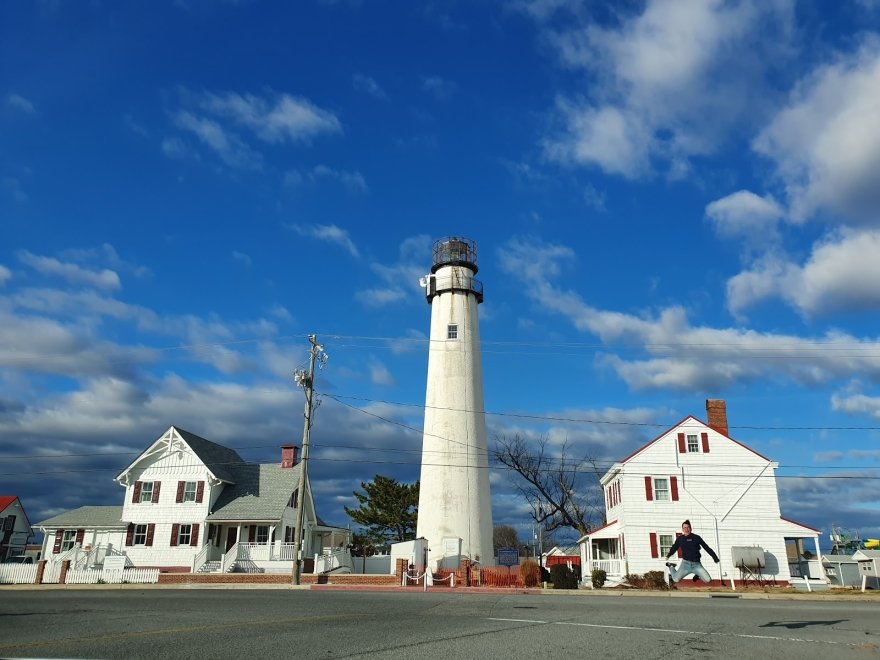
[3,0,880,549]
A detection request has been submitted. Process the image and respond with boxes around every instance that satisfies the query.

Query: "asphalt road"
[0,589,877,659]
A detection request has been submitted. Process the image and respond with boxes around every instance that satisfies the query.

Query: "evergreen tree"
[344,475,419,545]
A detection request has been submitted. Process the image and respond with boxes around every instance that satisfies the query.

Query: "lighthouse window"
[447,324,459,340]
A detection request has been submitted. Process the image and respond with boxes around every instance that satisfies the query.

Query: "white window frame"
[178,524,192,546]
[659,534,674,557]
[61,530,77,552]
[653,478,670,501]
[687,434,699,453]
[139,482,154,503]
[133,524,148,546]
[255,525,269,544]
[447,324,458,340]
[183,481,197,503]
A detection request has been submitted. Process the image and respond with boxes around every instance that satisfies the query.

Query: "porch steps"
[198,561,221,573]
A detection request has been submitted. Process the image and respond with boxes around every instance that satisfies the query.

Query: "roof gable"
[116,426,245,484]
[616,414,771,467]
[0,496,16,513]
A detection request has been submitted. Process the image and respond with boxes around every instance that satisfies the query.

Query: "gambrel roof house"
[0,496,34,561]
[36,426,350,573]
[578,400,823,588]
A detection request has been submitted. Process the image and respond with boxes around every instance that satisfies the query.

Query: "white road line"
[485,618,857,647]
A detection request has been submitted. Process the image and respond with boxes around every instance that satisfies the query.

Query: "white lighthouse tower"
[417,237,494,569]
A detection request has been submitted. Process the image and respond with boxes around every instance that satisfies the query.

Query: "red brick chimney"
[706,399,728,436]
[281,444,298,469]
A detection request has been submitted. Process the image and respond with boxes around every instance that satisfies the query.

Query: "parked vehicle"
[3,555,33,564]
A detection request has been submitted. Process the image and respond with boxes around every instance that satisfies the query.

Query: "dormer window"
[447,324,458,340]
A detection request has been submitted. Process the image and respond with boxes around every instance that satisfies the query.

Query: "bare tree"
[493,434,605,537]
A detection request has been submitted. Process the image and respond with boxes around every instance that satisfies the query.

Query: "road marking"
[486,618,861,647]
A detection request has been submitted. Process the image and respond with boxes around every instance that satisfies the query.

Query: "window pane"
[659,534,674,557]
[256,526,269,544]
[140,482,153,502]
[134,524,147,545]
[183,482,197,502]
[687,435,699,452]
[61,530,77,551]
[179,524,192,545]
[447,324,458,339]
[653,478,670,501]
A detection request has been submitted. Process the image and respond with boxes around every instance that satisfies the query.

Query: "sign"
[498,547,519,566]
[103,556,127,571]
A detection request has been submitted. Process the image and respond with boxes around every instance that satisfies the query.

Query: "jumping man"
[665,519,719,584]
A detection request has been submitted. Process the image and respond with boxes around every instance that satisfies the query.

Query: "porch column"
[269,525,276,559]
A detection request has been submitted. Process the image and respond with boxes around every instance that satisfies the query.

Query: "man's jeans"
[671,559,711,583]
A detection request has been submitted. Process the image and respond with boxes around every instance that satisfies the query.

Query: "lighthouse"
[417,237,494,569]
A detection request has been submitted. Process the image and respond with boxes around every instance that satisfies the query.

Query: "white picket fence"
[65,568,160,584]
[0,564,38,584]
[0,564,158,585]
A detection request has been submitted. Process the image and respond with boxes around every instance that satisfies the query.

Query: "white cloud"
[498,235,880,391]
[18,250,121,291]
[705,190,784,241]
[369,359,396,387]
[199,91,342,144]
[752,39,880,224]
[2,177,27,203]
[726,229,880,317]
[0,265,10,286]
[422,76,458,101]
[172,110,262,169]
[541,0,793,178]
[352,73,388,100]
[289,223,360,258]
[232,251,252,267]
[7,93,35,113]
[283,165,368,192]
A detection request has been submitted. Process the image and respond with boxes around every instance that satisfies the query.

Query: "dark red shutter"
[151,482,161,503]
[75,529,85,546]
[146,523,155,546]
[176,481,185,503]
[53,530,63,554]
[675,532,683,558]
[170,523,180,546]
[649,532,658,558]
[677,433,686,453]
[132,481,142,503]
[196,481,205,503]
[248,526,256,543]
[125,524,134,547]
[701,432,710,453]
[191,524,200,547]
[670,476,679,501]
[644,476,653,501]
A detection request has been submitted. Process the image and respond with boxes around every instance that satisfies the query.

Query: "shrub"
[644,570,669,590]
[519,559,540,587]
[591,568,607,589]
[623,573,646,589]
[550,564,579,589]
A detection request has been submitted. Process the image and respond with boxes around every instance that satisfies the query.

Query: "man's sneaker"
[665,562,676,569]
[692,575,700,582]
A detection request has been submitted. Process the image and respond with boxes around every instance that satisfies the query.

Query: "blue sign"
[497,547,519,566]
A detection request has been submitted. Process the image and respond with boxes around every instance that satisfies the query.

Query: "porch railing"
[221,542,239,573]
[591,559,623,575]
[314,547,352,574]
[192,544,210,573]
[237,542,297,561]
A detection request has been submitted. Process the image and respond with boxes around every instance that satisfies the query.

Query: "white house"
[36,426,350,573]
[579,400,823,588]
[0,496,34,561]
[853,549,880,590]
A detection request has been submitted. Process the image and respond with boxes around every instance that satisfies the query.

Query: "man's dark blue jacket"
[666,533,719,563]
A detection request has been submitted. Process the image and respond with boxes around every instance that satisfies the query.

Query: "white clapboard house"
[579,400,823,588]
[0,496,34,561]
[36,426,350,574]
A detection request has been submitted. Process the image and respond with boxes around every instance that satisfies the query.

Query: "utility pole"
[292,334,326,585]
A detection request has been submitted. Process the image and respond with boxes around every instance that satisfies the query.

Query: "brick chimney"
[706,399,728,436]
[281,444,298,469]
